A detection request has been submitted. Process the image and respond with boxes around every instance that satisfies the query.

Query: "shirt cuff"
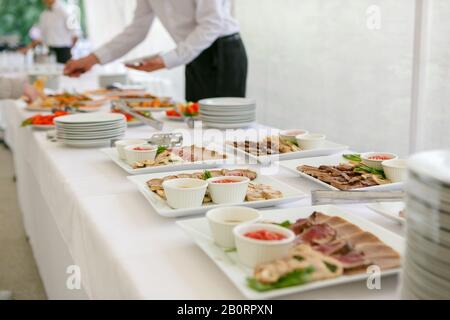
[161,50,180,69]
[93,47,113,65]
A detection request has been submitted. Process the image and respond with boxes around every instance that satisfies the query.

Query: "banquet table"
[0,76,404,300]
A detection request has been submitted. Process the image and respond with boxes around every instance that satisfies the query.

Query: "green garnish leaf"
[277,220,293,229]
[343,154,362,163]
[156,146,168,155]
[354,165,386,179]
[324,262,338,273]
[203,170,212,180]
[247,267,315,292]
[21,118,33,127]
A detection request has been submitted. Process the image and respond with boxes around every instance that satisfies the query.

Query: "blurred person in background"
[19,0,79,64]
[64,0,248,102]
[0,77,42,102]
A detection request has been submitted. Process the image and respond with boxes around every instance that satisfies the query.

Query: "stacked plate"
[55,113,127,147]
[401,150,450,299]
[199,97,256,129]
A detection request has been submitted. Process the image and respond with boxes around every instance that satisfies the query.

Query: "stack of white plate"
[401,150,450,299]
[199,97,256,129]
[54,113,127,147]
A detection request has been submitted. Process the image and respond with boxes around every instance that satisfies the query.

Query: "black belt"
[216,33,241,43]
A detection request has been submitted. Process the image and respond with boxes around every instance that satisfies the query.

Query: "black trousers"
[185,33,248,102]
[49,46,72,64]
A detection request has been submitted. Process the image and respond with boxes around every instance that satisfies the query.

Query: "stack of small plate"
[401,150,450,299]
[199,97,256,129]
[54,113,127,147]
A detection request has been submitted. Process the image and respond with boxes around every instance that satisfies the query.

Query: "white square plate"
[280,153,404,191]
[226,140,349,164]
[176,205,404,299]
[102,147,235,175]
[128,167,306,218]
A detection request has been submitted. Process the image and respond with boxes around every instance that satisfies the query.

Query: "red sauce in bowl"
[369,155,393,161]
[133,147,151,151]
[244,230,286,241]
[212,179,242,184]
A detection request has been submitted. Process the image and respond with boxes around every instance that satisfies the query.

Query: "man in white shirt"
[21,0,79,63]
[64,0,248,102]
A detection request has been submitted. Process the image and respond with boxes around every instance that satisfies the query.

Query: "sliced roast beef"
[299,223,337,245]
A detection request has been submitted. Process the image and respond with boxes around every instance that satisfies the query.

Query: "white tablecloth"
[0,83,404,300]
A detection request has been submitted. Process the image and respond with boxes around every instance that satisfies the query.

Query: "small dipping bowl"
[206,207,261,248]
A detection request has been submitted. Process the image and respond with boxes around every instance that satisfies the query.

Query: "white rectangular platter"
[227,140,349,164]
[176,205,404,299]
[102,147,235,175]
[128,167,306,218]
[280,153,404,191]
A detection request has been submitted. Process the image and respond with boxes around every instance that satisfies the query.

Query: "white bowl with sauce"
[163,178,208,209]
[115,139,147,160]
[206,207,261,248]
[124,144,157,165]
[361,152,398,170]
[233,223,296,267]
[280,129,309,144]
[382,159,407,182]
[296,133,326,150]
[207,176,250,204]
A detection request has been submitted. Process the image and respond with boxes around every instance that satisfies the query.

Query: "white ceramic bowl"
[233,223,296,267]
[115,139,147,160]
[382,159,408,183]
[207,176,250,204]
[206,207,261,248]
[296,133,326,150]
[280,129,309,144]
[124,144,157,166]
[163,178,208,209]
[361,152,398,170]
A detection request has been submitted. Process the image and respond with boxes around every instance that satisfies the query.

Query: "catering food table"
[0,76,404,300]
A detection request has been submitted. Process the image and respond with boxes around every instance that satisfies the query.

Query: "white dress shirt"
[37,1,78,47]
[94,0,240,69]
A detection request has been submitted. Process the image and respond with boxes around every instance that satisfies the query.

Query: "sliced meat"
[355,243,400,260]
[370,256,401,270]
[147,178,163,191]
[290,218,312,235]
[333,251,370,270]
[343,232,381,246]
[313,240,350,256]
[299,224,337,245]
[333,223,363,238]
[222,169,258,180]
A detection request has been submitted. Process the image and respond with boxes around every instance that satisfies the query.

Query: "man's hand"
[126,55,166,73]
[64,53,99,78]
[23,82,43,103]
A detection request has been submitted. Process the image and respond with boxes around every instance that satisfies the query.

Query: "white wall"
[418,0,450,151]
[235,0,415,156]
[83,0,185,99]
